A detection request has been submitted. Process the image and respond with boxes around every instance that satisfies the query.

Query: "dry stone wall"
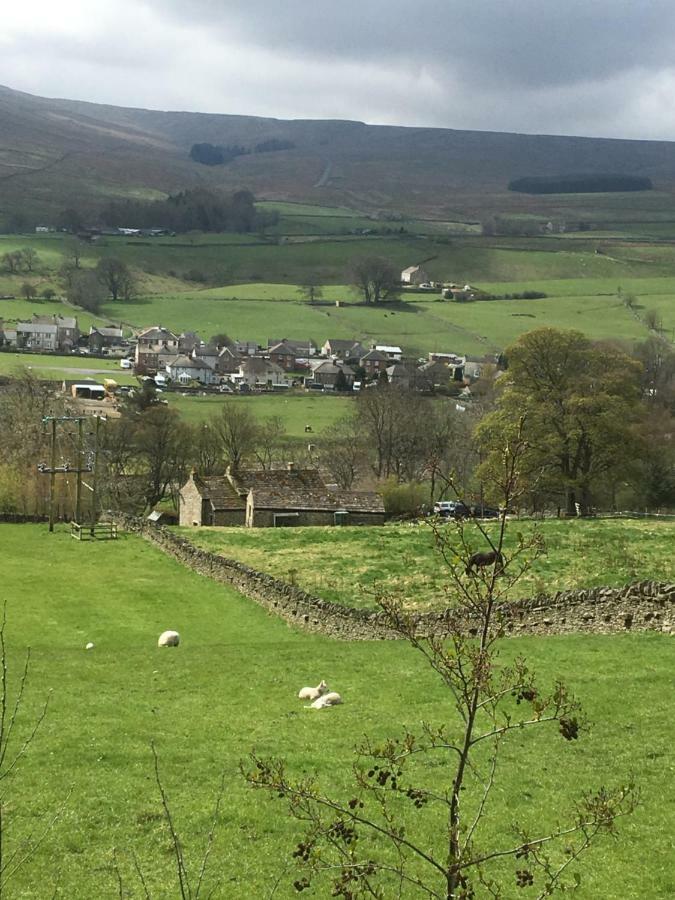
[114,515,675,641]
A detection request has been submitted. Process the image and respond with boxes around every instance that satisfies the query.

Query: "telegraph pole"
[75,417,84,525]
[48,418,57,533]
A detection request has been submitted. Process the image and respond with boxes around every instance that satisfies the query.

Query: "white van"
[120,358,132,369]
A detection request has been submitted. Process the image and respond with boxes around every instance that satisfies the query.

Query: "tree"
[299,279,324,304]
[643,308,663,333]
[2,251,22,274]
[41,287,57,301]
[64,268,105,312]
[64,237,83,269]
[19,247,39,272]
[132,405,191,510]
[246,435,637,898]
[476,329,642,516]
[210,333,235,350]
[96,257,137,301]
[20,282,37,301]
[318,417,365,489]
[348,256,400,304]
[213,402,259,471]
[252,416,287,471]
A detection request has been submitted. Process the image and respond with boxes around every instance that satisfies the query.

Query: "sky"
[2,0,675,140]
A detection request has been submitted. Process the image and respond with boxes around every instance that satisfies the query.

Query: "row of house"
[0,315,80,352]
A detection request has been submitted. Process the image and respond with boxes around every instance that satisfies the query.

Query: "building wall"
[248,507,384,528]
[179,482,206,526]
[214,509,245,526]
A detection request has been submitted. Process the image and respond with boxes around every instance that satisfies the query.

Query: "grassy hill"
[5,84,675,223]
[1,523,673,897]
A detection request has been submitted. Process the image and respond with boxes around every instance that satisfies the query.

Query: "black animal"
[465,550,504,576]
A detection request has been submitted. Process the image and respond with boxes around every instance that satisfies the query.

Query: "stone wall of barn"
[112,514,675,641]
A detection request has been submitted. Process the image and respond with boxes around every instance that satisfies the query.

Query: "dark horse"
[465,550,505,576]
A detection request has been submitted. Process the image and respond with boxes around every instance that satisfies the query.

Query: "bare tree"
[20,282,37,301]
[253,416,287,470]
[348,256,400,304]
[245,430,637,898]
[213,402,259,471]
[96,257,137,301]
[19,247,39,273]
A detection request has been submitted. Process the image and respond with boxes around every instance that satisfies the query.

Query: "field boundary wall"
[111,515,675,640]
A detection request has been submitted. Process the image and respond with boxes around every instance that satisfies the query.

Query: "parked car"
[433,500,472,519]
[472,505,501,519]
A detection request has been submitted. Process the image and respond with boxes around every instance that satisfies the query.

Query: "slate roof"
[17,322,57,334]
[137,326,178,341]
[166,355,214,370]
[240,356,285,375]
[90,326,124,338]
[192,474,245,510]
[230,467,327,495]
[249,486,384,514]
[360,349,389,362]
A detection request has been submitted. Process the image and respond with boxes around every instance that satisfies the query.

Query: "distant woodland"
[100,188,278,233]
[508,174,653,194]
[189,139,296,166]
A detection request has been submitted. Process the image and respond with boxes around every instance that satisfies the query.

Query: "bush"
[380,478,427,517]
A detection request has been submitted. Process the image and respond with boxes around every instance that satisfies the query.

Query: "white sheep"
[298,680,328,701]
[310,691,342,709]
[85,642,94,651]
[158,630,180,648]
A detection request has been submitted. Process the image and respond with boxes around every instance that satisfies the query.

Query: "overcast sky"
[2,0,675,140]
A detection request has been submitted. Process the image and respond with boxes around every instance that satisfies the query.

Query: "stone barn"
[179,465,385,527]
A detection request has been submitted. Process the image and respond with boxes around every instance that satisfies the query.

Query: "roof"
[166,355,214,370]
[137,326,178,341]
[240,356,285,375]
[268,342,297,356]
[190,474,245,511]
[268,338,316,353]
[401,266,420,275]
[249,485,385,514]
[313,361,355,376]
[375,345,402,354]
[230,467,326,495]
[90,326,123,338]
[324,339,361,351]
[360,349,389,362]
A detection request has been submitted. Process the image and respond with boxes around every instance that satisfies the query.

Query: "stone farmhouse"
[135,326,179,372]
[13,315,79,353]
[180,465,385,528]
[401,265,430,285]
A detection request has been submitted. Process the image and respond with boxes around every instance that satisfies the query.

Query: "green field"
[181,519,675,611]
[1,524,673,898]
[0,352,138,385]
[168,391,352,435]
[2,226,674,360]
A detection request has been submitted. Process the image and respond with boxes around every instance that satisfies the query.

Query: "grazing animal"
[85,642,94,650]
[298,680,328,701]
[465,550,504,577]
[157,630,180,647]
[311,691,342,709]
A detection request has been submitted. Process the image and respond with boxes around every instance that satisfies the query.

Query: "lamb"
[310,691,342,709]
[158,630,180,647]
[298,680,328,701]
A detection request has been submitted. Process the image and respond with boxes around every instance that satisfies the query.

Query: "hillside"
[5,84,675,223]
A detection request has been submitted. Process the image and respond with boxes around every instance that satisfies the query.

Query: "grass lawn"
[168,391,353,435]
[181,519,675,611]
[0,524,672,898]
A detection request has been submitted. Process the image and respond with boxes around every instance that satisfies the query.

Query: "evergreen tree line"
[189,138,295,166]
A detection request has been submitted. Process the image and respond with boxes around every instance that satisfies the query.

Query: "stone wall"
[113,514,675,641]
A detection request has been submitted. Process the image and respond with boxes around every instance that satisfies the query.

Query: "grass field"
[168,391,353,435]
[1,524,673,898]
[181,519,675,611]
[0,352,138,385]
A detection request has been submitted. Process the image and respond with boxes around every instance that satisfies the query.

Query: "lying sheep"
[298,680,328,701]
[158,630,180,648]
[310,691,342,709]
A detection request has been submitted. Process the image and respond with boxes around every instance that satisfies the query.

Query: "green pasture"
[182,518,675,612]
[0,352,137,385]
[0,524,672,898]
[168,391,353,435]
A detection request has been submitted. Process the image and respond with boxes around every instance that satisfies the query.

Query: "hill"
[5,84,675,223]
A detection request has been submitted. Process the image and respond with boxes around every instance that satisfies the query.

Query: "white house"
[165,355,218,385]
[234,357,290,389]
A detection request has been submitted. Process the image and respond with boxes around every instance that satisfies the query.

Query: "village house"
[321,339,365,361]
[310,360,355,390]
[233,340,259,356]
[234,356,290,389]
[88,326,124,354]
[134,326,179,372]
[178,331,201,354]
[190,343,219,370]
[268,338,316,358]
[165,354,219,385]
[418,359,456,390]
[15,315,79,353]
[267,341,299,371]
[359,348,390,377]
[179,465,386,528]
[215,345,242,376]
[401,265,430,285]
